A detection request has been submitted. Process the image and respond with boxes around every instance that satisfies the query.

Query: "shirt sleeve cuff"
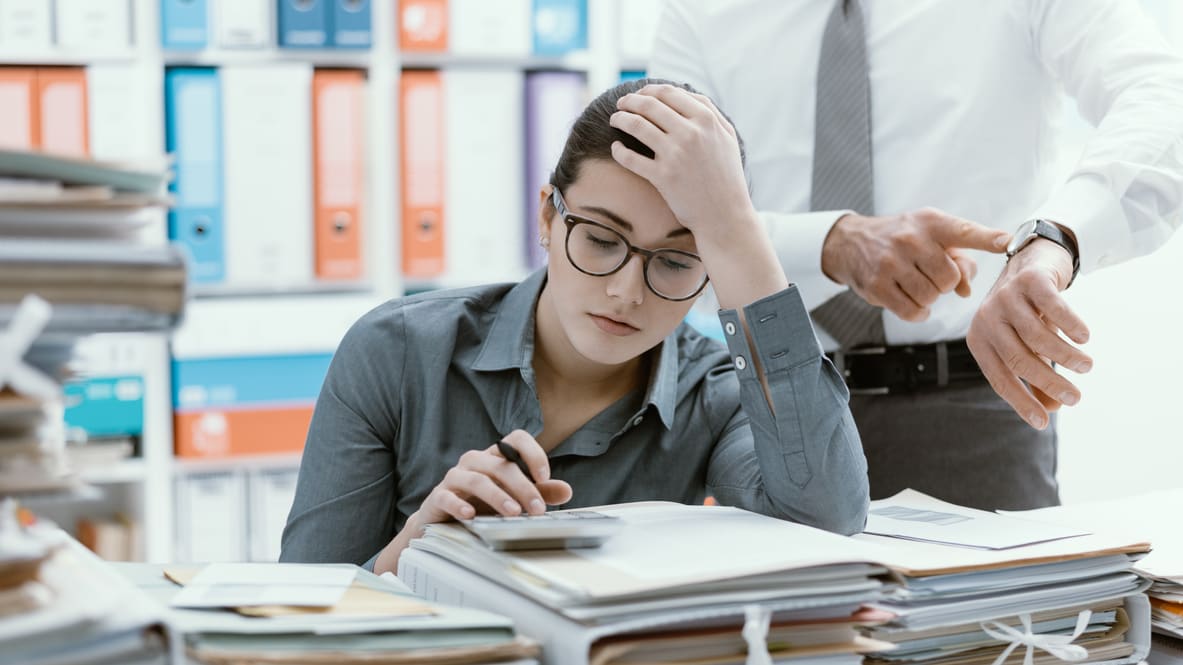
[1030,174,1128,275]
[362,551,379,573]
[763,209,851,311]
[717,285,823,380]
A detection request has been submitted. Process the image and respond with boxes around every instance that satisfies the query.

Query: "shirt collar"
[471,267,679,430]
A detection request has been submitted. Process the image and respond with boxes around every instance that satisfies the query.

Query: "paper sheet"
[169,563,355,609]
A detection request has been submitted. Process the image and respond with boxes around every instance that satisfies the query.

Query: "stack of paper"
[0,148,184,498]
[1006,489,1183,664]
[400,501,893,665]
[114,561,541,665]
[856,490,1152,665]
[0,516,167,665]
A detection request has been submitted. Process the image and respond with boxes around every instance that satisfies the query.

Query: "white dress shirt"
[650,0,1183,348]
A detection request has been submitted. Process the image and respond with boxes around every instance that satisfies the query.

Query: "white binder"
[248,468,300,562]
[54,0,132,51]
[0,0,53,52]
[220,63,315,289]
[175,471,247,563]
[87,64,158,164]
[444,68,526,286]
[449,0,531,56]
[214,0,272,49]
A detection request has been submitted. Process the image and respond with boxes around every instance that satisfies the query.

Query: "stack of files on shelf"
[161,0,373,50]
[0,148,179,498]
[113,561,541,664]
[855,490,1153,665]
[0,516,167,665]
[400,501,893,665]
[0,0,133,56]
[1002,489,1183,662]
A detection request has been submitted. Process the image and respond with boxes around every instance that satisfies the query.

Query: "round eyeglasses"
[551,188,709,302]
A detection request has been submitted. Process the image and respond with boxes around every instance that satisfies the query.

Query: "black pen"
[496,440,537,483]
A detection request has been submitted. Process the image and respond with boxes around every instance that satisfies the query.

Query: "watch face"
[1006,219,1039,256]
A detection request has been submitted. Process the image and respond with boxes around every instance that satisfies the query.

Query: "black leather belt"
[825,339,986,395]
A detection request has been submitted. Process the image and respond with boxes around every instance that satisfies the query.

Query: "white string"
[981,609,1093,665]
[743,604,773,665]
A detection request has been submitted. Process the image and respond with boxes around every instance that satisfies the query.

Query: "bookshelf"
[0,0,664,564]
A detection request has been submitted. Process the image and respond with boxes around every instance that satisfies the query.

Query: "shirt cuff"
[1030,174,1128,275]
[362,551,379,573]
[763,209,851,311]
[717,285,823,379]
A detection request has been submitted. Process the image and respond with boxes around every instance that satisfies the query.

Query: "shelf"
[77,459,147,485]
[399,52,594,71]
[190,280,377,299]
[162,49,373,69]
[0,51,142,66]
[172,452,303,474]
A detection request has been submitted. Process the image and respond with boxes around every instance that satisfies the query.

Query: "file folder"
[531,0,587,56]
[248,468,299,562]
[54,0,132,51]
[160,0,210,50]
[399,69,446,279]
[525,70,585,269]
[0,68,38,151]
[214,0,271,48]
[88,64,157,163]
[165,67,226,284]
[0,0,53,51]
[221,63,314,288]
[36,67,90,157]
[175,471,248,562]
[277,0,329,48]
[330,0,371,48]
[449,0,530,56]
[444,68,526,285]
[312,68,366,280]
[397,0,447,52]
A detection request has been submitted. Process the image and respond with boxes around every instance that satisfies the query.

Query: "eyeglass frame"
[550,187,710,302]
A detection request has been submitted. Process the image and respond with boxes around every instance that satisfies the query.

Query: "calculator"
[459,510,624,551]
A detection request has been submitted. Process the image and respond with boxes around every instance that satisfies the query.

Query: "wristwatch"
[1006,218,1081,288]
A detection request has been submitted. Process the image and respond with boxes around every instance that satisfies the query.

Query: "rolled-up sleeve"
[280,305,404,568]
[705,286,869,534]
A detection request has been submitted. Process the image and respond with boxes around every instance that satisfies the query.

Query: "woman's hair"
[548,77,747,196]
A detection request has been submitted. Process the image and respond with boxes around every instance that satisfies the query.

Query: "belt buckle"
[831,347,891,396]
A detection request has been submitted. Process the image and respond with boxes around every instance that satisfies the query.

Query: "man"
[649,0,1183,509]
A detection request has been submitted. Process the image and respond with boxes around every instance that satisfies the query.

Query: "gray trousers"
[851,382,1059,511]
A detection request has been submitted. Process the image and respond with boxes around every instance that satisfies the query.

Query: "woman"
[280,79,868,575]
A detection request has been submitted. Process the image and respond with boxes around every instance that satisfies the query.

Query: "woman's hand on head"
[415,429,573,527]
[609,84,758,243]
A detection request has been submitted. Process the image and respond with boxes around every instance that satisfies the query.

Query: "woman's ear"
[538,185,555,249]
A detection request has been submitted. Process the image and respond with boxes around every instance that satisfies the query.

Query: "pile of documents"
[0,506,167,664]
[0,148,183,496]
[400,501,894,665]
[115,561,540,664]
[856,490,1152,665]
[1007,489,1183,665]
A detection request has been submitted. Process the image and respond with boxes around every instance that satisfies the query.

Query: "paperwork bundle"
[1009,489,1183,661]
[0,148,183,497]
[115,561,541,665]
[400,501,893,665]
[0,515,167,665]
[858,491,1152,665]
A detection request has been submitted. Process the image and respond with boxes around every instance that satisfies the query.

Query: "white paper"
[865,489,1089,550]
[170,563,355,608]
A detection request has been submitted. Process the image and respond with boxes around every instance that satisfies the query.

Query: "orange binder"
[398,0,448,52]
[36,67,89,157]
[399,69,446,279]
[312,69,366,281]
[0,68,40,150]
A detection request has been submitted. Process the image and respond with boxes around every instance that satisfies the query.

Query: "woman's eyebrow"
[583,205,693,239]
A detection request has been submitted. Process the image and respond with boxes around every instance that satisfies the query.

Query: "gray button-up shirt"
[280,269,868,568]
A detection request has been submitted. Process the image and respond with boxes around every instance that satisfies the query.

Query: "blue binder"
[165,68,225,285]
[331,0,371,48]
[160,0,209,50]
[532,0,587,56]
[64,376,145,439]
[277,0,329,48]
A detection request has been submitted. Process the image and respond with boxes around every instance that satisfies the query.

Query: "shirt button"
[724,322,737,336]
[735,355,747,371]
[632,416,643,427]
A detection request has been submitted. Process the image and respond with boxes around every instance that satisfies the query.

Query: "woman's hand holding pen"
[373,430,571,575]
[419,430,572,522]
